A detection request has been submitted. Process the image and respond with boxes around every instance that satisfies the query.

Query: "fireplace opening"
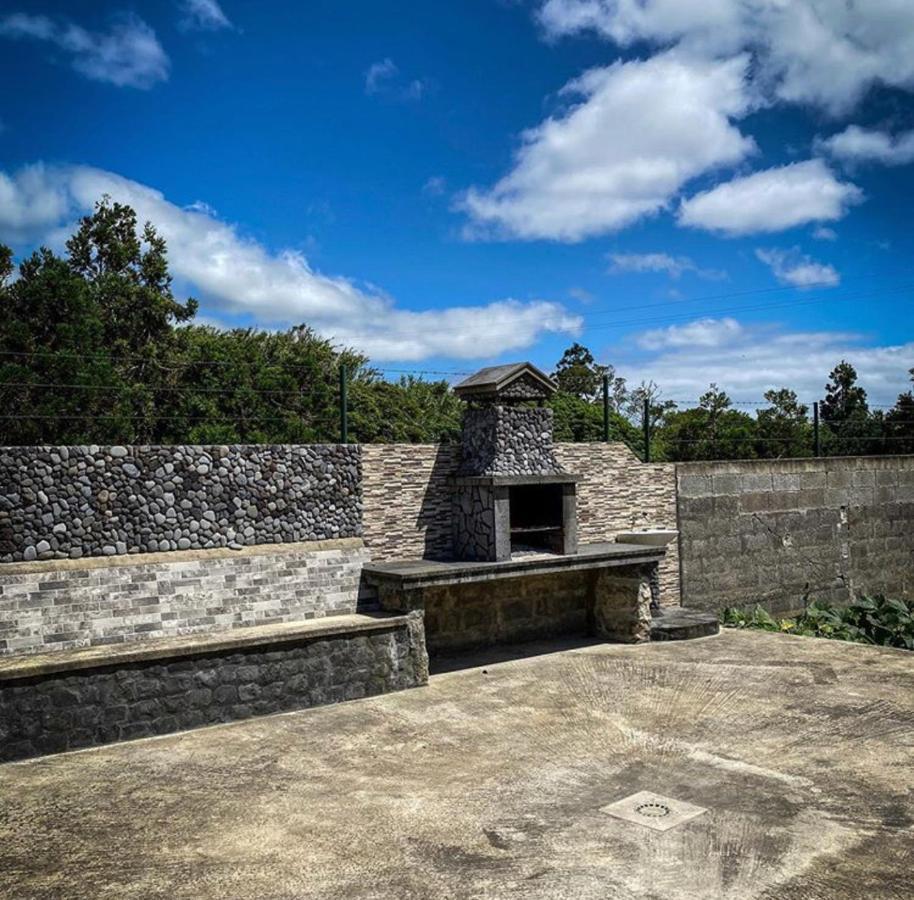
[509,484,564,555]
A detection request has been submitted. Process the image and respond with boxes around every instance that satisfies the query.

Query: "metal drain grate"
[600,791,707,832]
[635,802,671,818]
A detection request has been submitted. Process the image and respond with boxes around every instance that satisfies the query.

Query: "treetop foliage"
[1,196,911,460]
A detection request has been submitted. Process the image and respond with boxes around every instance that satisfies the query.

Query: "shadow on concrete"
[429,635,605,675]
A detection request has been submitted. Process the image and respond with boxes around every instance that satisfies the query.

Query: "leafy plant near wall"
[722,596,914,650]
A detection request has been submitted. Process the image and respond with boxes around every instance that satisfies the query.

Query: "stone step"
[650,609,719,641]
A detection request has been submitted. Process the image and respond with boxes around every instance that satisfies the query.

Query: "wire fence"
[2,351,912,461]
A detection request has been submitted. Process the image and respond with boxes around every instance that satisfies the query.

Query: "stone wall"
[361,444,459,561]
[0,444,361,563]
[0,613,428,762]
[458,406,563,476]
[420,569,593,654]
[677,456,914,615]
[554,443,680,607]
[0,539,369,657]
[362,442,680,607]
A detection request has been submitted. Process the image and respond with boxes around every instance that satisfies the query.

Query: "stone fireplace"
[450,363,579,562]
[363,360,714,655]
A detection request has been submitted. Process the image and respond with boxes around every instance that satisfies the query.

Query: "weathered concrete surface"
[1,630,913,899]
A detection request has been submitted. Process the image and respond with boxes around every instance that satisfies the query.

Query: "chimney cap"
[453,362,556,402]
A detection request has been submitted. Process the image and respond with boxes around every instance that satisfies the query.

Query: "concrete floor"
[1,629,913,900]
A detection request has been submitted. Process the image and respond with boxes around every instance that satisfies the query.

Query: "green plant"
[722,595,914,650]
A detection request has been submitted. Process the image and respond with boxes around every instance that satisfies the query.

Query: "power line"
[581,264,914,323]
[583,282,914,332]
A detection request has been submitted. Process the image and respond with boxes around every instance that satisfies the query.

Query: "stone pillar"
[561,482,578,555]
[591,563,653,643]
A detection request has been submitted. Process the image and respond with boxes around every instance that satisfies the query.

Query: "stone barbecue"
[451,363,579,562]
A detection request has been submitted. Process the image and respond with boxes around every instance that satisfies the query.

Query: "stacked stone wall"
[677,456,914,615]
[362,442,681,607]
[0,539,369,657]
[0,444,361,563]
[554,443,680,607]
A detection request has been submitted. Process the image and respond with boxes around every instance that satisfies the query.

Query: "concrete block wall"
[362,442,680,606]
[677,456,914,615]
[0,539,370,657]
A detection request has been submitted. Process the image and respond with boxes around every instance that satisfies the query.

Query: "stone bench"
[0,612,428,763]
[362,542,665,654]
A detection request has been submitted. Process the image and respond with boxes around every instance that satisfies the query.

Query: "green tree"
[659,385,757,461]
[885,369,914,455]
[819,361,881,456]
[756,388,811,458]
[549,391,639,445]
[552,342,626,405]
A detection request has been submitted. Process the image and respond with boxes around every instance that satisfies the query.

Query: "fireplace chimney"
[451,363,579,562]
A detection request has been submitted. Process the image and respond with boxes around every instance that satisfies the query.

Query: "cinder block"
[678,475,712,498]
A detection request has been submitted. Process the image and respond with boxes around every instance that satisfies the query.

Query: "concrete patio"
[1,629,912,900]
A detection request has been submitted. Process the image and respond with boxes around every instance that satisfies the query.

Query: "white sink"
[615,529,679,547]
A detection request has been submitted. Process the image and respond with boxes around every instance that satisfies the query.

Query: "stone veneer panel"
[554,443,680,608]
[0,444,361,563]
[362,442,681,607]
[360,444,459,561]
[0,539,370,656]
[677,455,914,615]
[0,613,428,762]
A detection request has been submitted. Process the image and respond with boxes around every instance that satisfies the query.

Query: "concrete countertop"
[362,541,664,590]
[0,612,410,682]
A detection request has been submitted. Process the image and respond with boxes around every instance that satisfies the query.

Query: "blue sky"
[1,0,913,404]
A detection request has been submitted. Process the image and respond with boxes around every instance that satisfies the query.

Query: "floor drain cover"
[600,791,707,832]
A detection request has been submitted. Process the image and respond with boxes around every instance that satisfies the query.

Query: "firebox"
[450,363,580,562]
[509,483,565,555]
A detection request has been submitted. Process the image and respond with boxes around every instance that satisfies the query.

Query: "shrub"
[722,595,914,650]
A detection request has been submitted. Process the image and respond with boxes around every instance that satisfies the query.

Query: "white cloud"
[0,163,581,362]
[678,159,862,236]
[637,316,743,351]
[537,0,914,115]
[0,12,169,89]
[365,58,397,94]
[812,226,837,241]
[755,247,839,288]
[364,58,428,101]
[819,124,914,167]
[0,164,73,243]
[460,52,755,241]
[179,0,233,32]
[608,251,725,280]
[622,316,913,405]
[568,287,594,304]
[422,176,447,196]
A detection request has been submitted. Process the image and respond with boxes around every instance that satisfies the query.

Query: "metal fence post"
[339,364,348,444]
[602,374,610,442]
[813,401,820,457]
[643,397,651,462]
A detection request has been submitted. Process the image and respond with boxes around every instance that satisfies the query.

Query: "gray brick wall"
[677,456,914,615]
[362,442,680,606]
[0,539,369,656]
